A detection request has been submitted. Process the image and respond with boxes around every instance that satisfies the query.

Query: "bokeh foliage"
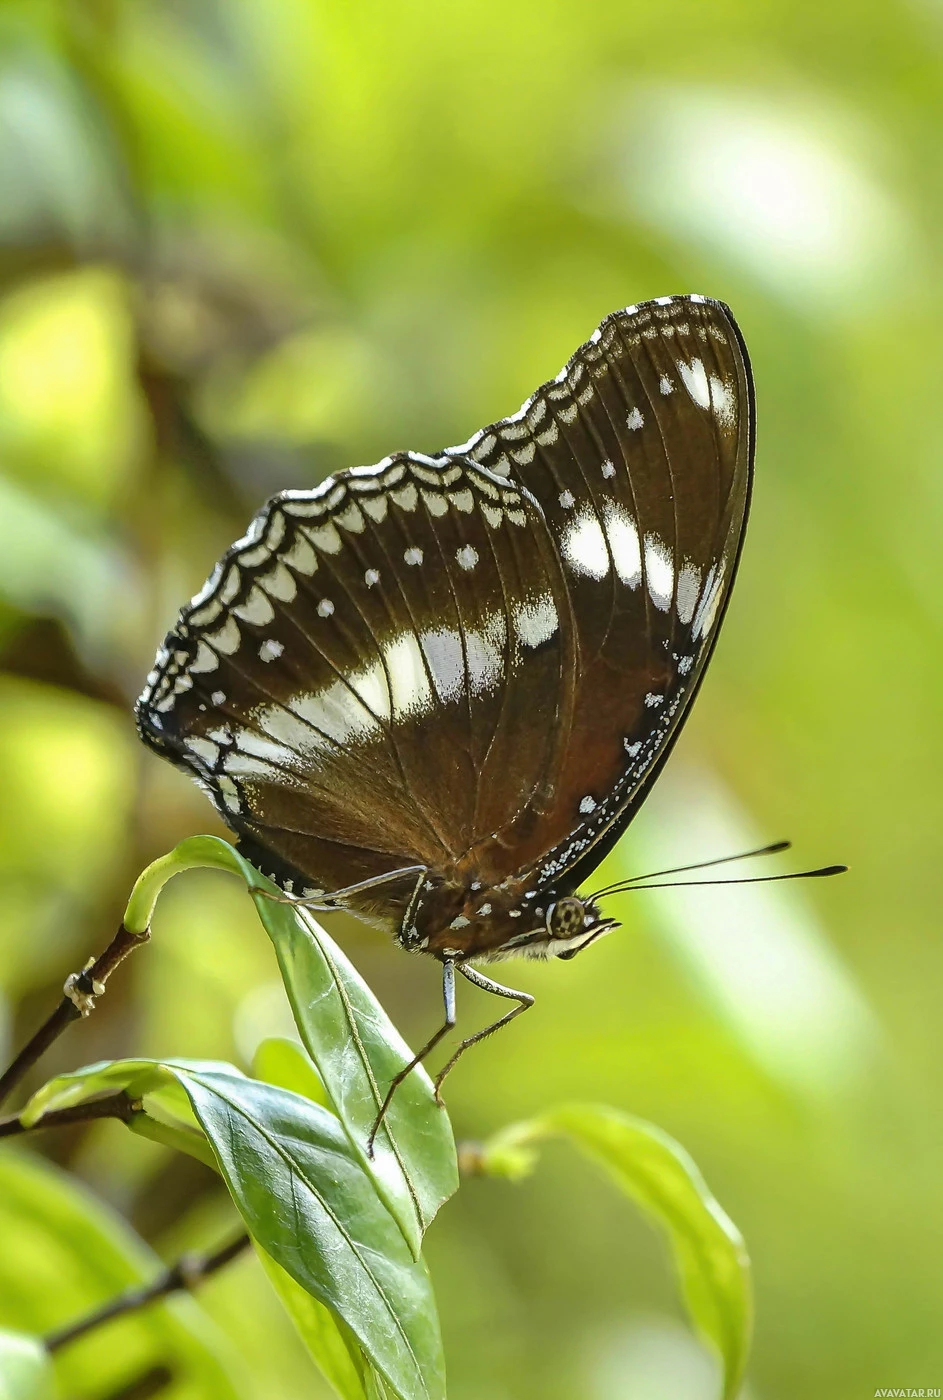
[0,1,939,1397]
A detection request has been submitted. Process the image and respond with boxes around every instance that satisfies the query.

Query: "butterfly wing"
[448,295,754,892]
[137,452,579,925]
[137,295,753,930]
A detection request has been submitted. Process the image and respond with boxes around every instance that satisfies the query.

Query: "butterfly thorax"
[402,871,618,962]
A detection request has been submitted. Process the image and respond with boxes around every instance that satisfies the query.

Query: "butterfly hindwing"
[451,295,753,888]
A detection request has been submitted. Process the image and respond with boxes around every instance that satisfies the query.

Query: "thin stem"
[0,923,150,1111]
[85,1364,175,1400]
[0,834,253,1112]
[45,1232,252,1355]
[0,1090,139,1139]
[122,837,247,936]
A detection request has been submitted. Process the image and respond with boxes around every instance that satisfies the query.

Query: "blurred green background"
[0,1,939,1397]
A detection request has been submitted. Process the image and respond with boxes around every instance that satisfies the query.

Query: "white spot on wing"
[676,564,701,624]
[659,375,674,395]
[404,546,424,566]
[579,795,596,814]
[562,509,609,579]
[391,484,419,512]
[693,564,725,638]
[208,617,241,655]
[513,595,558,649]
[603,503,642,587]
[306,523,343,554]
[190,641,219,674]
[626,406,644,430]
[234,587,275,627]
[679,357,711,409]
[456,544,478,570]
[422,490,449,517]
[259,638,284,662]
[317,598,335,618]
[644,534,674,610]
[335,503,365,533]
[386,633,434,715]
[348,659,392,720]
[709,375,736,427]
[465,617,504,693]
[276,683,380,748]
[420,628,465,702]
[281,534,317,576]
[259,563,298,603]
[186,736,220,767]
[189,598,223,628]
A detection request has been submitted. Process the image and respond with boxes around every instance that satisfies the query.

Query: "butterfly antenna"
[601,864,847,895]
[588,840,792,901]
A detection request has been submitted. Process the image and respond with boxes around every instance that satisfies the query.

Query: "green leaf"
[255,1248,368,1400]
[20,1056,236,1126]
[20,1057,232,1171]
[481,1103,752,1400]
[21,1061,447,1400]
[177,1069,446,1400]
[252,1035,331,1109]
[261,889,458,1254]
[0,1151,244,1400]
[124,835,458,1255]
[0,1331,55,1400]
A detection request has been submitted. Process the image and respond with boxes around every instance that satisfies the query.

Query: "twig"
[0,922,150,1110]
[0,1090,140,1139]
[83,1364,175,1400]
[45,1232,252,1355]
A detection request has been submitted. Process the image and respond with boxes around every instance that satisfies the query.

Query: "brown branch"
[0,922,150,1111]
[0,1090,139,1139]
[45,1232,251,1355]
[82,1365,175,1400]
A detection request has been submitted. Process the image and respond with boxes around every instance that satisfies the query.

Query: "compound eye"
[547,897,585,940]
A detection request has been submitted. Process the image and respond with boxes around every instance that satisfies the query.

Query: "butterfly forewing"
[138,295,753,940]
[137,454,578,923]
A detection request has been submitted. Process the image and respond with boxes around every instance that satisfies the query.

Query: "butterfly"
[136,294,754,1137]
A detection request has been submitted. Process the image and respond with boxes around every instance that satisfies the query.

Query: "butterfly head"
[542,895,620,960]
[479,891,619,962]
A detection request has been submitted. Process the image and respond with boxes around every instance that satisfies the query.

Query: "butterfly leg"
[367,957,457,1158]
[432,964,534,1099]
[250,864,428,909]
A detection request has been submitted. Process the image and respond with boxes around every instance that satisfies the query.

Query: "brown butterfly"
[137,295,755,1141]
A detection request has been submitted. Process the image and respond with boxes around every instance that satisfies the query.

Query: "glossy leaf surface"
[21,1061,446,1400]
[178,1069,446,1400]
